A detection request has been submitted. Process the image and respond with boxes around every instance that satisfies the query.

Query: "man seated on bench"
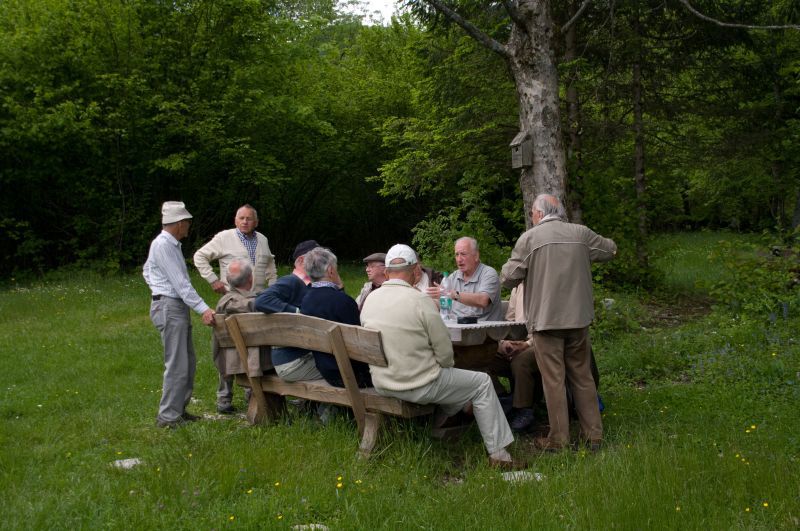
[213,257,259,413]
[360,244,526,471]
[301,247,373,388]
[254,240,323,382]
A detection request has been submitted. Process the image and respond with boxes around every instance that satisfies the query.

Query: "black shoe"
[216,404,235,414]
[509,408,535,432]
[181,412,201,422]
[156,417,186,429]
[498,394,514,417]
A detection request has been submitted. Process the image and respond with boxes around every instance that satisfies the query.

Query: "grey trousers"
[217,374,234,406]
[274,352,323,382]
[377,367,514,455]
[150,297,195,423]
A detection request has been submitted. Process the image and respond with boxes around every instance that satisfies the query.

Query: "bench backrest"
[223,312,387,437]
[213,313,235,348]
[223,312,388,367]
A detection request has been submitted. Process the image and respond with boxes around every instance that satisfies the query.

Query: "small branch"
[501,0,528,31]
[677,0,800,30]
[423,0,511,58]
[561,0,592,33]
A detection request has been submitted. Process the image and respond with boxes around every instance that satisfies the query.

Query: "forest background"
[1,0,799,282]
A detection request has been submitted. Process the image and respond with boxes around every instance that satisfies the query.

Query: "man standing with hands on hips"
[501,194,616,452]
[193,204,277,294]
[144,201,215,428]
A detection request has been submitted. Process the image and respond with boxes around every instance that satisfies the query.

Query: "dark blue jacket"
[302,286,372,388]
[254,274,311,366]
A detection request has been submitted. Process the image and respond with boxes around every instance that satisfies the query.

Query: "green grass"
[1,235,799,529]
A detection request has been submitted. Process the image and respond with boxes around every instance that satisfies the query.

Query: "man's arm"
[254,278,300,314]
[500,236,529,289]
[584,227,617,262]
[456,266,499,309]
[259,234,278,287]
[193,233,226,293]
[421,300,454,368]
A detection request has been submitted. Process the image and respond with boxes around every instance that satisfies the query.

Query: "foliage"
[0,0,425,278]
[702,231,800,317]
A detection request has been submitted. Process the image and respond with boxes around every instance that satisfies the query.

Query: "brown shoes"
[534,437,568,453]
[488,456,529,471]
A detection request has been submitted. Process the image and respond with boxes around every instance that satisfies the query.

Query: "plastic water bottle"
[439,273,453,321]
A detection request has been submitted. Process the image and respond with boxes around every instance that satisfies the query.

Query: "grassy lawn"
[1,234,798,529]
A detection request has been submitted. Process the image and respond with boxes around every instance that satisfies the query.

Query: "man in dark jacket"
[301,247,372,388]
[254,239,322,382]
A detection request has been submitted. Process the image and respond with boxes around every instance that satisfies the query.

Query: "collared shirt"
[236,228,258,265]
[311,280,340,289]
[447,262,504,321]
[143,231,210,314]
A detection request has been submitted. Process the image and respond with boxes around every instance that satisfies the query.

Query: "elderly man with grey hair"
[301,247,372,388]
[194,204,277,294]
[426,236,504,322]
[212,257,258,413]
[501,193,616,452]
[361,244,525,470]
[143,201,215,428]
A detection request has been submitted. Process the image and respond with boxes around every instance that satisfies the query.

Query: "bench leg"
[246,379,286,425]
[357,412,383,459]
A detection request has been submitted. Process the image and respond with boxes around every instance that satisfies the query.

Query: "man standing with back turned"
[501,194,616,452]
[144,201,215,428]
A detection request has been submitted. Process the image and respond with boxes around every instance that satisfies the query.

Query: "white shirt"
[143,231,210,314]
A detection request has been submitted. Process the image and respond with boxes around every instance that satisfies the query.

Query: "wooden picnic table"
[446,320,528,370]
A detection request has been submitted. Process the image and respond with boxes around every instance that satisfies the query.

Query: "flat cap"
[363,252,387,264]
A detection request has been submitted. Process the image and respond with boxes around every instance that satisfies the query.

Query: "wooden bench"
[214,312,435,458]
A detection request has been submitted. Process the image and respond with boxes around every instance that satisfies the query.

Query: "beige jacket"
[194,229,277,292]
[501,218,616,332]
[213,287,269,377]
[360,279,454,392]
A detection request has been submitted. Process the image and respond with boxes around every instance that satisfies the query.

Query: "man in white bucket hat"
[143,201,215,428]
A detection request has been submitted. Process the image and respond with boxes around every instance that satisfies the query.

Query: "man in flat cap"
[143,201,215,428]
[355,252,387,311]
[254,240,324,382]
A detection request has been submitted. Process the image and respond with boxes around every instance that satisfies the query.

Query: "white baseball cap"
[385,244,418,269]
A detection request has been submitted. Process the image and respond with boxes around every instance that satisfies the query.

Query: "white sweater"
[193,229,277,292]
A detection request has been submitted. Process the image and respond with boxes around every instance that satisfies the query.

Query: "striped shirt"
[236,229,258,265]
[143,231,210,314]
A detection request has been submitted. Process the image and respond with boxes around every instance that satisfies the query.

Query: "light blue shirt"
[143,231,210,314]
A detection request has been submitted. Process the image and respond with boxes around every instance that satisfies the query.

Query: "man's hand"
[426,283,442,301]
[201,309,215,326]
[211,280,227,294]
[497,340,528,360]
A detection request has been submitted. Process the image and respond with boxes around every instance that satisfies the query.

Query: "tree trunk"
[792,190,800,229]
[509,0,567,229]
[564,0,583,224]
[632,17,649,271]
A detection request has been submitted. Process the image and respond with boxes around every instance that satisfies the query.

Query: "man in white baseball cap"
[143,201,215,428]
[360,244,525,470]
